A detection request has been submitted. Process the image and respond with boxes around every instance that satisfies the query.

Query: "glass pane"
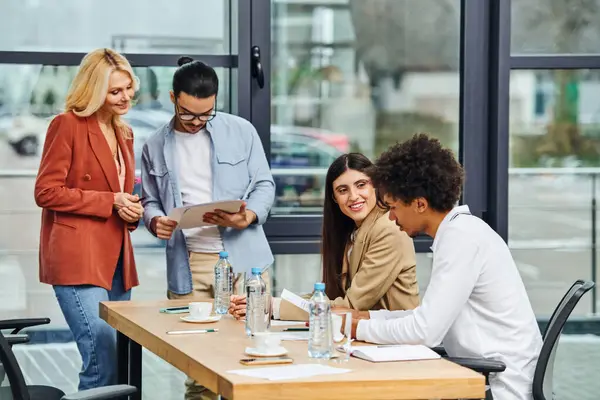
[508,69,600,316]
[0,63,232,324]
[512,2,600,54]
[0,0,235,54]
[270,0,460,215]
[0,62,234,395]
[0,64,232,168]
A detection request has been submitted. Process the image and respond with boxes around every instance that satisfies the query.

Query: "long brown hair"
[322,153,374,299]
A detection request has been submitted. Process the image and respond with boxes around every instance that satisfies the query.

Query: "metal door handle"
[251,45,265,89]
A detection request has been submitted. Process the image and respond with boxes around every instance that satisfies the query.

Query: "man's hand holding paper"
[203,201,257,229]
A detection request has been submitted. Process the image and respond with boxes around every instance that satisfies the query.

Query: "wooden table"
[100,299,485,400]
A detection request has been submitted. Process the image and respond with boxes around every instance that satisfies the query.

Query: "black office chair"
[0,318,53,348]
[0,319,137,400]
[434,279,595,400]
[531,279,594,400]
[1,318,50,391]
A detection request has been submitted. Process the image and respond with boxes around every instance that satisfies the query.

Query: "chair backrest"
[542,279,585,340]
[0,331,29,400]
[532,280,595,400]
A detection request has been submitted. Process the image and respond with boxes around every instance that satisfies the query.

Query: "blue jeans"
[53,255,131,391]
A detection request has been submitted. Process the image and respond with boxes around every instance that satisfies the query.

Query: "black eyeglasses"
[175,101,217,122]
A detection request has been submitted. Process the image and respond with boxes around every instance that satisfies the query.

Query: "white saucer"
[180,315,221,324]
[245,346,288,357]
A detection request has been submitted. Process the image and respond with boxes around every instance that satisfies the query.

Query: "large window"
[508,69,599,316]
[0,1,247,396]
[509,0,600,396]
[0,0,235,54]
[0,64,233,327]
[1,1,598,399]
[0,65,232,163]
[511,1,600,54]
[270,0,460,216]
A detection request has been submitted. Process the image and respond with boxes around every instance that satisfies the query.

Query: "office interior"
[0,0,598,398]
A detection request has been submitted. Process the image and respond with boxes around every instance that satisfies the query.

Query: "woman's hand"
[114,193,144,223]
[118,203,144,223]
[113,192,140,210]
[229,295,247,320]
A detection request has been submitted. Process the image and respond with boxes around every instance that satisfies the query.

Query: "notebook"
[351,345,441,363]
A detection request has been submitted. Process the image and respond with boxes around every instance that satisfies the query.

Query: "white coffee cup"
[332,312,350,342]
[253,332,281,352]
[188,302,212,320]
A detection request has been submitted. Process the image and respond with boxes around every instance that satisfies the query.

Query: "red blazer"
[34,111,139,291]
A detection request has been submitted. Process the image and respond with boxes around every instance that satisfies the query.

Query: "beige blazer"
[280,207,420,320]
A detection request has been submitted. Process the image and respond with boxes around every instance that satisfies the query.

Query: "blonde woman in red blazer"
[34,48,143,391]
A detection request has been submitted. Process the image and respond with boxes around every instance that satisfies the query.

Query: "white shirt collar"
[430,204,471,252]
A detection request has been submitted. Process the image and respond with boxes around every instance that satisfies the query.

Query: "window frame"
[258,0,510,255]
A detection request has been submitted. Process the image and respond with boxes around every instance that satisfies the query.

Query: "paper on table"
[351,345,441,363]
[167,200,244,229]
[227,364,351,381]
[275,331,310,341]
[270,320,306,327]
[281,289,311,313]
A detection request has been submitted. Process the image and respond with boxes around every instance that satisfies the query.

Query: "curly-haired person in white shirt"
[348,133,542,400]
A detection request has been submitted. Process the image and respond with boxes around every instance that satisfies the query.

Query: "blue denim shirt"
[140,112,275,295]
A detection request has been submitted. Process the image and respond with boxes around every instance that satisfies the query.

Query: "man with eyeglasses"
[140,57,274,399]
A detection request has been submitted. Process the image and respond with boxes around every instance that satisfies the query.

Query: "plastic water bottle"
[213,251,233,315]
[245,267,267,336]
[308,282,333,359]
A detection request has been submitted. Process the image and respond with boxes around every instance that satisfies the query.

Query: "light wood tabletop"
[100,299,485,400]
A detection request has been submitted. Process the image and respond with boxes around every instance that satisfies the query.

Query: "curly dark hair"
[368,133,464,212]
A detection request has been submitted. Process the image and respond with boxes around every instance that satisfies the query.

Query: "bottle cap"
[251,267,262,275]
[219,251,228,258]
[314,282,325,291]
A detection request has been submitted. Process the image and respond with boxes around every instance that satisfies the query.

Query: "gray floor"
[4,334,599,400]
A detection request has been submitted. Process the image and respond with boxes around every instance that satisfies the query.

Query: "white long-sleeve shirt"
[356,205,543,400]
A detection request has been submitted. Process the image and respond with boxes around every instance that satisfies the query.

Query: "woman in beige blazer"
[229,153,419,321]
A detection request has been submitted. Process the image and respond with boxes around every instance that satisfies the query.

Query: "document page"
[227,364,351,381]
[351,345,441,363]
[280,289,311,313]
[167,200,244,229]
[270,320,306,327]
[275,331,310,341]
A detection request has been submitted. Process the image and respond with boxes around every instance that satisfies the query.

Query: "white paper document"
[280,289,311,313]
[227,364,351,381]
[275,331,310,341]
[167,200,244,229]
[270,320,306,327]
[351,345,441,363]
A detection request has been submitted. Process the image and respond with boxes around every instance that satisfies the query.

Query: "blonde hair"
[65,48,139,139]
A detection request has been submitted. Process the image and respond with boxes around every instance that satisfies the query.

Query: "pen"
[167,329,219,335]
[283,328,309,332]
